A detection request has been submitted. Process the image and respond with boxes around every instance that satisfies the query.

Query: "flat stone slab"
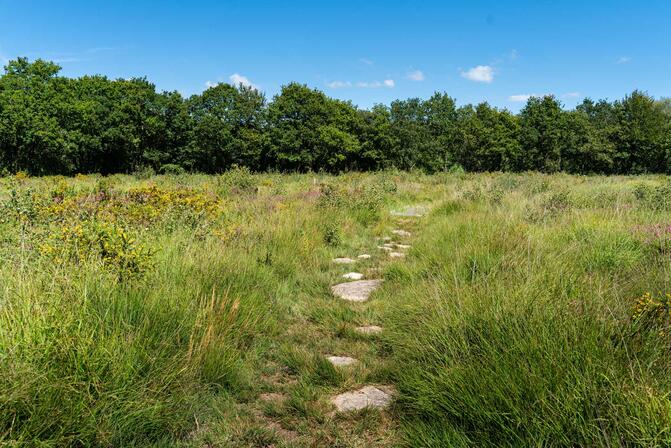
[389,252,405,259]
[332,385,395,412]
[355,325,383,334]
[331,279,383,302]
[392,229,412,237]
[357,254,371,259]
[342,272,364,280]
[396,244,412,250]
[391,206,426,217]
[327,356,357,367]
[382,243,396,249]
[377,246,393,252]
[333,257,356,264]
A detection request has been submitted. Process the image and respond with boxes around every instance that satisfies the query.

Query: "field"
[1,170,671,447]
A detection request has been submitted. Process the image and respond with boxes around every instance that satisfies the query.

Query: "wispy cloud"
[406,69,425,81]
[326,80,352,88]
[461,65,494,83]
[508,94,534,102]
[616,56,632,64]
[327,79,395,89]
[509,49,519,61]
[562,92,581,99]
[359,58,374,66]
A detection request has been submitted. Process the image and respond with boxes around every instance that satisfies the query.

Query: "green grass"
[378,174,671,447]
[1,171,671,446]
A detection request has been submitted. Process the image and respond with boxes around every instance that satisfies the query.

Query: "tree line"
[1,57,670,176]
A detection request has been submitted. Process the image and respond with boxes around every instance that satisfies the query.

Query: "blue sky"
[1,0,669,111]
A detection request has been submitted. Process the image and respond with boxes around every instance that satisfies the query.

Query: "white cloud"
[563,92,581,98]
[508,94,533,102]
[616,56,632,64]
[510,49,519,60]
[407,70,425,81]
[205,80,218,89]
[229,73,258,89]
[359,58,374,66]
[326,80,352,89]
[328,79,395,89]
[461,65,494,83]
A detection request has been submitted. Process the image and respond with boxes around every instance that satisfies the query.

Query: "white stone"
[392,229,412,237]
[377,246,393,252]
[342,272,364,280]
[389,252,405,259]
[331,279,383,302]
[333,257,356,264]
[382,243,396,248]
[396,244,411,249]
[332,385,395,412]
[327,356,357,367]
[357,254,371,259]
[355,325,383,334]
[391,206,426,217]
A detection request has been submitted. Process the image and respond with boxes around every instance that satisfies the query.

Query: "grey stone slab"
[331,279,383,302]
[327,356,357,367]
[332,385,395,412]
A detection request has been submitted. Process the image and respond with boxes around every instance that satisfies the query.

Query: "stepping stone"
[381,237,393,242]
[332,385,395,412]
[389,252,405,259]
[331,279,383,302]
[396,244,412,249]
[327,355,357,367]
[342,272,364,280]
[355,325,383,334]
[333,257,356,264]
[391,206,426,217]
[382,243,396,249]
[357,254,371,259]
[392,229,412,237]
[377,246,393,252]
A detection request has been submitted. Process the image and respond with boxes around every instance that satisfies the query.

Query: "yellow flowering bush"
[40,221,154,279]
[631,292,671,337]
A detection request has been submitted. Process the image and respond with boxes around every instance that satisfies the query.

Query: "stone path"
[355,325,383,334]
[327,355,358,367]
[325,204,424,415]
[390,205,427,217]
[331,279,383,302]
[331,385,395,412]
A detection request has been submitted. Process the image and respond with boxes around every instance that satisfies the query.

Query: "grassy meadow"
[1,170,670,447]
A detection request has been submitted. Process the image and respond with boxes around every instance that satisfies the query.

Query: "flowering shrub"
[40,221,154,279]
[631,292,671,337]
[38,184,223,226]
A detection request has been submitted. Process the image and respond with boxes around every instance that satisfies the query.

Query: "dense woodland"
[1,58,670,176]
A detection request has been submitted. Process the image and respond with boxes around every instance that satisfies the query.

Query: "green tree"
[186,83,267,172]
[518,96,564,172]
[611,90,670,173]
[267,83,361,172]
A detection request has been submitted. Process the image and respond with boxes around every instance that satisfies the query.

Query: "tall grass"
[382,175,671,447]
[0,171,405,445]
